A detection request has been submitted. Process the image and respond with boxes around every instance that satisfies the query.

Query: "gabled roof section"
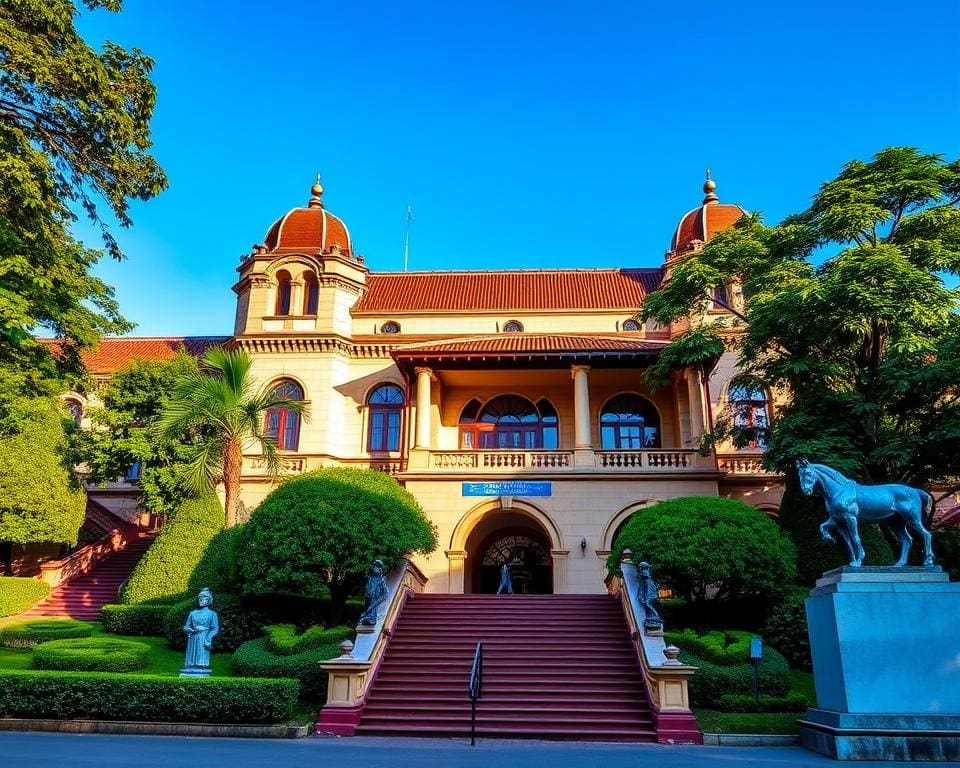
[353,268,663,313]
[42,336,229,376]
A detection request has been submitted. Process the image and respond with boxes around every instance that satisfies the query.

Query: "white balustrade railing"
[426,449,705,472]
[716,453,768,474]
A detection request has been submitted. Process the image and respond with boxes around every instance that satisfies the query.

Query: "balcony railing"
[242,455,404,476]
[425,449,713,473]
[716,452,771,475]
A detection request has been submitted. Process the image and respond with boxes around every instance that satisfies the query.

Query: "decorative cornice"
[233,335,397,358]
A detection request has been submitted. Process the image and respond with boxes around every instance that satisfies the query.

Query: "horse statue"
[796,458,934,567]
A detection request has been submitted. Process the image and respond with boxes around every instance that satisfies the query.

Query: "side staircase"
[356,593,657,741]
[17,534,155,621]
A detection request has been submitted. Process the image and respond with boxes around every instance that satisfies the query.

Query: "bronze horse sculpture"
[797,459,934,567]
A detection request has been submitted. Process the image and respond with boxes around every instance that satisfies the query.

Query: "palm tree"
[159,347,306,526]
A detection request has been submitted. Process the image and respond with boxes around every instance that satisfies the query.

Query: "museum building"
[72,175,786,594]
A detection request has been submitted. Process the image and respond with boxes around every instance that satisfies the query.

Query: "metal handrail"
[468,641,483,746]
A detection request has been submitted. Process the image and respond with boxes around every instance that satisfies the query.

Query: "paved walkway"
[4,732,956,768]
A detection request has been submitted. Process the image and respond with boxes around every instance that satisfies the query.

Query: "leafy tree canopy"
[644,147,960,490]
[72,353,201,515]
[0,0,165,428]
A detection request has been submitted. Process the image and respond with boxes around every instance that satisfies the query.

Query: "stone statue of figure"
[637,562,663,632]
[496,559,514,595]
[179,587,219,677]
[358,559,389,626]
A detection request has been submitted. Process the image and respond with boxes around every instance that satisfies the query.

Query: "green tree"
[238,468,438,626]
[159,348,305,527]
[0,0,166,427]
[0,398,86,573]
[607,497,796,625]
[643,147,960,493]
[73,353,201,516]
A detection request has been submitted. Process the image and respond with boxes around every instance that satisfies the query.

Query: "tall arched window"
[729,385,770,448]
[275,270,292,315]
[303,272,319,315]
[459,395,556,450]
[264,379,303,450]
[600,394,661,449]
[368,384,404,452]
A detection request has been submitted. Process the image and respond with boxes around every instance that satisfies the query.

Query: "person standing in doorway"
[496,558,514,594]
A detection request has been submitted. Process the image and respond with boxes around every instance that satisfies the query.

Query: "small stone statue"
[496,560,514,595]
[638,562,663,632]
[358,559,388,626]
[179,587,219,677]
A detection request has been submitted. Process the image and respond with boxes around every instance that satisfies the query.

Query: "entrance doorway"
[463,511,554,594]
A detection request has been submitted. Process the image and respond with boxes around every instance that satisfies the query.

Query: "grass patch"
[696,709,803,734]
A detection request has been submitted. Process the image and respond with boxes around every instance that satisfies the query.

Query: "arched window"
[711,283,729,310]
[729,385,770,448]
[622,318,641,332]
[459,395,556,450]
[502,320,524,333]
[600,394,661,449]
[264,379,303,450]
[368,384,404,452]
[275,270,292,316]
[303,272,319,315]
[380,321,401,334]
[64,398,83,426]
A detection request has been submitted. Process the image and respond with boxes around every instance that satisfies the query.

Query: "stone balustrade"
[426,448,712,473]
[716,452,772,475]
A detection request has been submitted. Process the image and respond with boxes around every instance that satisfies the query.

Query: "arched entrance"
[462,511,554,594]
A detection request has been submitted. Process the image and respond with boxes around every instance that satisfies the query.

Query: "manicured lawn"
[0,621,233,676]
[695,669,815,735]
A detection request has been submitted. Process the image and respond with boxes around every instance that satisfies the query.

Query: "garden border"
[0,718,311,739]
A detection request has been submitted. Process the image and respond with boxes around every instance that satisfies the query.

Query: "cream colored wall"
[352,311,662,337]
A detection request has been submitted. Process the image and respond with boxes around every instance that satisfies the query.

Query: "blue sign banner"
[462,481,552,497]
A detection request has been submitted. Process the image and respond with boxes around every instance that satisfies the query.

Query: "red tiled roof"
[43,336,229,376]
[264,207,352,255]
[353,269,663,313]
[671,203,746,255]
[392,334,667,357]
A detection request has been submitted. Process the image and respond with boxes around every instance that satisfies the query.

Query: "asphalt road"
[3,732,953,768]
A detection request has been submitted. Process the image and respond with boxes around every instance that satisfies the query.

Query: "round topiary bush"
[238,468,437,626]
[0,577,51,618]
[607,497,797,625]
[32,637,150,673]
[0,619,92,649]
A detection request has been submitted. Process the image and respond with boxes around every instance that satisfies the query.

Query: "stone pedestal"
[799,567,960,761]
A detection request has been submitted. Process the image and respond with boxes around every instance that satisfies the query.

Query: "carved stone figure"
[358,560,388,626]
[797,458,934,567]
[179,587,219,677]
[637,561,663,631]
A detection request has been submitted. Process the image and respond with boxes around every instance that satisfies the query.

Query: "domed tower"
[233,179,367,336]
[663,171,747,283]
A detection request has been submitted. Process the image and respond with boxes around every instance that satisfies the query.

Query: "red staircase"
[18,535,155,621]
[356,593,657,741]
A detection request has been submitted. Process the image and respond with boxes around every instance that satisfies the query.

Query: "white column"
[414,367,435,449]
[686,368,705,441]
[571,365,593,449]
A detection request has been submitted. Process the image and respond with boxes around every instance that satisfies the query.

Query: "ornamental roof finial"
[703,168,718,204]
[309,173,324,208]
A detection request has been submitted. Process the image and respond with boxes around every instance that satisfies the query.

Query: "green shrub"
[1,619,92,648]
[121,493,224,604]
[0,670,298,723]
[238,468,437,626]
[232,636,342,701]
[664,629,790,708]
[763,588,811,670]
[716,692,808,713]
[263,624,353,656]
[101,595,187,636]
[163,592,268,652]
[32,637,150,673]
[607,497,797,625]
[0,577,50,617]
[188,524,244,594]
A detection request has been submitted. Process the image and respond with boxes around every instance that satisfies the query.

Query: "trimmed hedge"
[665,629,790,708]
[763,588,811,670]
[1,619,92,649]
[32,637,150,673]
[264,624,353,656]
[0,670,298,723]
[716,692,808,713]
[121,493,224,604]
[164,592,268,652]
[101,601,181,637]
[0,577,50,617]
[232,635,345,701]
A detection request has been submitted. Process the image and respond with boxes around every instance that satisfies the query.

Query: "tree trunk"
[223,439,243,528]
[0,541,12,576]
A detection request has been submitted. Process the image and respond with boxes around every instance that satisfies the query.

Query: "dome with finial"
[263,176,353,255]
[668,171,746,258]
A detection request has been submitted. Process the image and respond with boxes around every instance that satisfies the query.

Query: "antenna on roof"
[403,205,415,272]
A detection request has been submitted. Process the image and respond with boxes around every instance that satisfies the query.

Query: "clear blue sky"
[75,0,960,336]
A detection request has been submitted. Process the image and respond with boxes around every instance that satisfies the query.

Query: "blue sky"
[75,1,960,336]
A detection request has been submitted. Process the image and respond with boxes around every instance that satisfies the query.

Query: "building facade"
[79,175,789,593]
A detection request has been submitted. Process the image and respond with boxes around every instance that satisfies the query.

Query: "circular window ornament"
[381,321,401,334]
[502,320,524,333]
[622,318,641,332]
